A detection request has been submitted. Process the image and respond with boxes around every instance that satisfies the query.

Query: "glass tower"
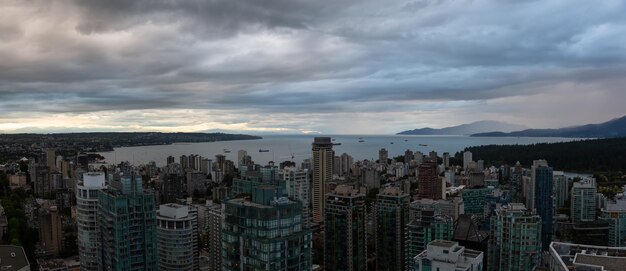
[324,185,367,271]
[488,203,541,271]
[222,185,312,270]
[98,174,158,271]
[375,187,410,271]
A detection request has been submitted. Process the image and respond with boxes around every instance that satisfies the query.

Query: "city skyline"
[2,0,626,134]
[4,134,626,270]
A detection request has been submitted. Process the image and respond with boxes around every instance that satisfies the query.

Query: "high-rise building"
[571,178,597,223]
[260,162,279,182]
[166,155,175,165]
[162,174,184,202]
[406,208,453,269]
[477,160,484,171]
[553,172,568,213]
[511,162,524,203]
[361,167,381,189]
[527,160,547,209]
[379,148,389,164]
[76,172,106,271]
[418,161,443,200]
[442,152,450,168]
[237,149,247,169]
[428,151,437,163]
[414,151,424,165]
[98,174,158,271]
[156,204,198,271]
[532,160,553,250]
[46,149,56,170]
[375,187,410,271]
[32,165,51,196]
[461,187,492,221]
[601,195,626,247]
[469,172,485,187]
[342,153,354,175]
[222,186,312,270]
[187,171,207,196]
[413,240,484,271]
[325,185,367,271]
[404,149,414,163]
[312,137,334,224]
[488,203,541,271]
[180,155,189,170]
[38,200,62,257]
[463,151,473,170]
[279,167,311,228]
[206,202,222,271]
[335,153,354,176]
[200,158,211,175]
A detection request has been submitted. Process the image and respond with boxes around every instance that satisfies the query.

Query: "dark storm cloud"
[1,0,626,132]
[71,0,352,35]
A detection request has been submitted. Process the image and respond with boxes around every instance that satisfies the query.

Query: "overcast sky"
[1,0,626,134]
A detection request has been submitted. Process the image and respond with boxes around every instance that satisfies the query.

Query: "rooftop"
[331,185,363,197]
[572,178,596,189]
[0,245,30,271]
[604,197,626,212]
[575,254,626,271]
[550,242,626,271]
[429,240,457,248]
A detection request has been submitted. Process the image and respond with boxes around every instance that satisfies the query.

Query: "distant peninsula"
[0,132,261,161]
[471,115,626,138]
[397,120,526,135]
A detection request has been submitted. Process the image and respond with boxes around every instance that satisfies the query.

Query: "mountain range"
[472,115,626,138]
[397,120,527,135]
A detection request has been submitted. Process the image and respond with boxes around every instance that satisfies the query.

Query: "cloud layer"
[1,0,626,134]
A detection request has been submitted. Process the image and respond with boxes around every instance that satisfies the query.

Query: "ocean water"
[98,135,582,167]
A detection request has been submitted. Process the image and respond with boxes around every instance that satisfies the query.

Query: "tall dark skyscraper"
[222,185,312,270]
[375,187,410,271]
[532,160,553,250]
[418,161,443,200]
[325,185,367,271]
[312,137,334,224]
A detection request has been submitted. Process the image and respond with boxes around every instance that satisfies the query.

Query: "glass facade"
[406,209,453,270]
[324,186,367,271]
[488,203,541,271]
[76,173,105,271]
[222,186,312,271]
[98,175,158,271]
[156,204,198,271]
[375,188,410,271]
[534,165,553,250]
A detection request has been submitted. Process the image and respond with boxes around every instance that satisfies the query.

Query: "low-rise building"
[413,240,484,271]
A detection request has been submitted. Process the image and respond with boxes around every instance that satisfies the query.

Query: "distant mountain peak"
[397,120,526,135]
[471,115,626,138]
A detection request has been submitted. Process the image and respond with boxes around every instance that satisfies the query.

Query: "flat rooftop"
[551,242,626,271]
[430,240,457,248]
[575,254,626,271]
[0,245,30,271]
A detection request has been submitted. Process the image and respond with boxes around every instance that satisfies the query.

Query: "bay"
[98,135,583,167]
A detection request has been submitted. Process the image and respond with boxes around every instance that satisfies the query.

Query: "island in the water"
[471,115,626,138]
